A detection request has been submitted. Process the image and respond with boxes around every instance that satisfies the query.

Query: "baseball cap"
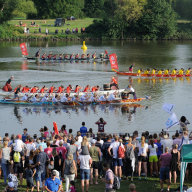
[52,170,57,176]
[91,139,96,144]
[125,136,129,141]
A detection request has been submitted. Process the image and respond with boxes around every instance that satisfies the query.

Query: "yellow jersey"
[179,70,183,75]
[164,70,169,75]
[171,70,176,75]
[144,70,149,75]
[151,69,156,75]
[137,69,141,74]
[185,70,190,75]
[158,70,162,75]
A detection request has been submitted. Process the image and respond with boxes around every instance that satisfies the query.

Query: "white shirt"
[13,139,24,152]
[148,144,158,156]
[31,97,37,103]
[138,143,148,156]
[52,97,58,102]
[99,95,106,101]
[109,141,123,158]
[78,155,91,169]
[25,143,36,156]
[21,95,28,101]
[89,95,95,102]
[127,86,135,92]
[61,96,68,102]
[80,95,86,101]
[71,96,77,101]
[107,93,115,101]
[41,96,48,102]
[161,138,173,153]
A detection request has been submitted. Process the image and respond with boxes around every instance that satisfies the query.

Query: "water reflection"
[17,104,145,123]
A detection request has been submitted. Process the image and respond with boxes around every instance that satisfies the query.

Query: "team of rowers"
[135,68,191,76]
[38,52,109,60]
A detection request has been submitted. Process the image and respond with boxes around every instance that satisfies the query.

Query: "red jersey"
[91,87,97,92]
[30,87,37,93]
[57,86,64,93]
[49,87,54,93]
[75,87,80,93]
[66,86,71,93]
[112,77,118,84]
[83,86,89,92]
[95,121,106,132]
[22,87,29,93]
[40,88,45,93]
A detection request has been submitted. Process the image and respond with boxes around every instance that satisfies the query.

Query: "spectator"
[103,162,115,192]
[161,133,173,153]
[129,183,136,192]
[45,170,62,192]
[80,122,87,137]
[22,128,28,143]
[159,147,172,192]
[179,116,190,133]
[45,28,49,35]
[25,164,35,192]
[78,150,92,192]
[63,153,77,192]
[95,117,107,133]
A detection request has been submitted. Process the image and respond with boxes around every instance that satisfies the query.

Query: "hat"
[52,170,57,176]
[8,182,14,188]
[17,134,22,139]
[125,136,129,141]
[91,139,96,144]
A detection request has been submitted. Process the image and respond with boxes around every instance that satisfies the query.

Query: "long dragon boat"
[0,97,147,106]
[115,71,191,78]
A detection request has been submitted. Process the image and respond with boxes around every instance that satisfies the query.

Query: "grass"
[0,176,192,192]
[8,18,96,36]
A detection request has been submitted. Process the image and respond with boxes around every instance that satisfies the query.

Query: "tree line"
[0,0,191,39]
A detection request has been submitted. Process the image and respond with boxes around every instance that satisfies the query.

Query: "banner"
[109,53,119,70]
[165,112,178,129]
[162,103,174,114]
[20,43,28,56]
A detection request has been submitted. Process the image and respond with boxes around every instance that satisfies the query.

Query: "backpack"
[118,144,125,159]
[125,145,135,160]
[13,151,21,163]
[69,160,75,174]
[113,174,120,190]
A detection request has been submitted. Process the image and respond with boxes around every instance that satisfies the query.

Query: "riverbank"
[0,19,192,41]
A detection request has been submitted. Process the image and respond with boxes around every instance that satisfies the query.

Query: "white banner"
[165,112,178,129]
[162,103,174,114]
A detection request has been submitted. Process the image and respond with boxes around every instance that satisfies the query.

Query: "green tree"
[12,0,37,18]
[84,0,104,18]
[0,0,18,24]
[137,0,177,39]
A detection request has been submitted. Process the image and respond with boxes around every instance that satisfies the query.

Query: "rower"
[41,53,46,60]
[91,85,99,92]
[66,85,72,94]
[21,94,28,101]
[144,69,150,75]
[110,76,118,90]
[99,94,107,101]
[53,54,57,60]
[74,85,81,93]
[129,64,134,73]
[92,52,96,59]
[72,95,78,102]
[30,86,38,93]
[125,84,137,99]
[64,54,69,60]
[3,76,14,92]
[57,85,64,94]
[22,86,30,93]
[75,53,80,60]
[157,69,163,76]
[14,85,22,99]
[164,69,169,76]
[151,68,156,75]
[49,86,55,94]
[178,68,184,76]
[39,86,47,94]
[81,54,85,59]
[47,52,52,60]
[52,94,59,102]
[89,93,97,102]
[185,68,191,76]
[80,94,88,102]
[171,68,177,76]
[61,94,68,102]
[59,54,63,60]
[35,48,41,58]
[87,54,90,60]
[41,94,49,102]
[70,54,74,60]
[137,69,142,76]
[83,85,90,92]
[31,94,38,102]
[107,93,116,101]
[104,50,109,59]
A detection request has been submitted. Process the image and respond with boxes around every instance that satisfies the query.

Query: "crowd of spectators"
[0,116,191,192]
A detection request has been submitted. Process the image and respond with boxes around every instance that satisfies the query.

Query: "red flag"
[53,122,59,135]
[105,50,108,55]
[109,53,119,70]
[20,43,28,56]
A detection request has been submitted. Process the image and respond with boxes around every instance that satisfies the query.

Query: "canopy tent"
[180,144,192,192]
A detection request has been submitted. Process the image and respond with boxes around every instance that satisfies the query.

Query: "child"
[25,164,36,192]
[4,182,15,192]
[69,181,76,192]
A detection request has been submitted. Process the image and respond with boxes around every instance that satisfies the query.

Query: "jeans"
[1,163,10,184]
[64,174,75,192]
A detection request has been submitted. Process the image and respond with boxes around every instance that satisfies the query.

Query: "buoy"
[81,41,87,51]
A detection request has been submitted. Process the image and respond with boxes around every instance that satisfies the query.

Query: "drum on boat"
[103,84,111,91]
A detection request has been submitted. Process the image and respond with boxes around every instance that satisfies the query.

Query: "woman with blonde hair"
[0,141,11,184]
[63,153,77,192]
[81,136,90,155]
[138,136,148,180]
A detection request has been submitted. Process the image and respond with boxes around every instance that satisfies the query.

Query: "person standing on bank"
[95,118,107,133]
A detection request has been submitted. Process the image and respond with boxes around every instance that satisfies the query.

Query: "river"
[0,41,191,137]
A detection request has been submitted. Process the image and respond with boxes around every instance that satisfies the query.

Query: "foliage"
[0,0,18,24]
[0,24,23,38]
[33,0,84,19]
[136,0,177,39]
[84,0,104,18]
[12,0,37,19]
